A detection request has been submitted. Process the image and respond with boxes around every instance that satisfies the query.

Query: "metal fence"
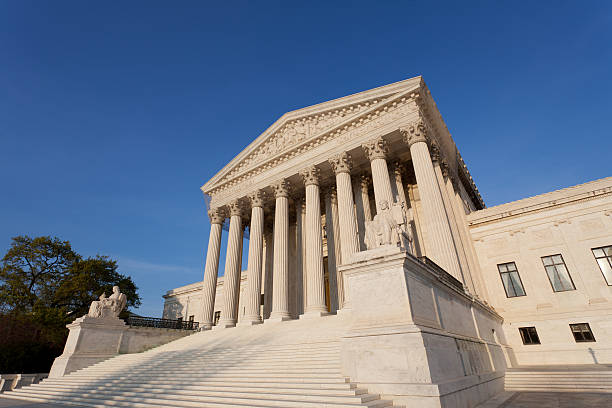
[125,316,199,331]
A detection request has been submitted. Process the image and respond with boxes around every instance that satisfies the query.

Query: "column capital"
[272,179,291,198]
[390,160,406,177]
[208,208,226,224]
[325,185,338,203]
[227,200,244,217]
[249,190,265,208]
[440,158,450,178]
[301,165,321,186]
[359,174,372,189]
[400,119,429,147]
[430,141,441,163]
[361,137,388,161]
[329,152,353,174]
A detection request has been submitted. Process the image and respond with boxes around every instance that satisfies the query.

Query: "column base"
[237,318,262,327]
[265,314,292,323]
[213,321,236,330]
[299,310,330,319]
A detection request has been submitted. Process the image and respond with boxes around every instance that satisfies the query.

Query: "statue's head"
[112,286,120,294]
[380,200,389,210]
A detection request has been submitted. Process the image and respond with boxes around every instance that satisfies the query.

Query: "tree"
[0,236,78,313]
[0,235,142,373]
[0,236,140,318]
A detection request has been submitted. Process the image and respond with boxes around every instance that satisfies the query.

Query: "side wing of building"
[468,177,612,365]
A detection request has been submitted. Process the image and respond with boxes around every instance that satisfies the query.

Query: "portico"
[198,77,485,329]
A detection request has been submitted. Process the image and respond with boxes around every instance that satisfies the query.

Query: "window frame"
[541,254,576,292]
[518,326,541,345]
[592,245,612,286]
[569,323,596,343]
[497,262,527,298]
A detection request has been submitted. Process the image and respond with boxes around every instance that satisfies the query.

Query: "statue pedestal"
[49,315,127,378]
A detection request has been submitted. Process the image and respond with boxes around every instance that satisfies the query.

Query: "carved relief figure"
[87,286,127,318]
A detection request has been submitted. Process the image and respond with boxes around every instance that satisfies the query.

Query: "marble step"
[6,388,394,407]
[22,385,380,404]
[76,367,341,375]
[83,360,341,369]
[69,369,343,378]
[45,377,354,388]
[35,382,368,396]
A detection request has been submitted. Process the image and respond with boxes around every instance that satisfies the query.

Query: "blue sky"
[1,1,610,317]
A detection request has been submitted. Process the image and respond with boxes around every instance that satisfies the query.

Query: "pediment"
[202,76,423,195]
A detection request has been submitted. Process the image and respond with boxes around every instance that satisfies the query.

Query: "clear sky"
[1,1,611,317]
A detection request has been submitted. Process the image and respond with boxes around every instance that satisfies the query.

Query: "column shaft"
[269,182,291,321]
[407,136,463,281]
[200,219,223,329]
[240,203,264,325]
[302,167,328,317]
[218,210,243,328]
[324,191,340,313]
[371,158,394,210]
[336,172,360,261]
[295,200,305,316]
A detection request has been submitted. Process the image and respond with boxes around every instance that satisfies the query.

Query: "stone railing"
[0,373,47,393]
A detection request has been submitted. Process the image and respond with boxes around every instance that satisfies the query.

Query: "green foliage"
[0,235,142,373]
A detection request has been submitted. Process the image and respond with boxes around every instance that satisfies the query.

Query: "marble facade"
[160,76,612,407]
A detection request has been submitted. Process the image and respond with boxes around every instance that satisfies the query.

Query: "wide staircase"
[1,315,399,407]
[505,365,612,393]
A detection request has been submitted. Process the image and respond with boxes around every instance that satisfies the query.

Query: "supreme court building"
[162,76,612,405]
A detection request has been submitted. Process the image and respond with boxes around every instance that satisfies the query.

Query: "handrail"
[125,316,199,331]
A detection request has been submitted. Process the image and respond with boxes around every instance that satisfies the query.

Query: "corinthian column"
[216,201,244,329]
[329,152,360,264]
[301,166,328,317]
[400,120,463,281]
[324,188,340,313]
[239,191,265,326]
[268,180,292,322]
[200,208,225,329]
[362,137,394,211]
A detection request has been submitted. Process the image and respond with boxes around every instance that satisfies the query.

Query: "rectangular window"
[213,311,221,326]
[570,323,595,342]
[519,327,540,345]
[188,315,194,322]
[541,254,575,292]
[498,262,526,297]
[592,246,612,285]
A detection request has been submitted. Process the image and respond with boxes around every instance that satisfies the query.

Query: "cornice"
[468,177,612,227]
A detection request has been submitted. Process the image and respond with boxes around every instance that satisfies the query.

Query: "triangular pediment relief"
[202,76,423,194]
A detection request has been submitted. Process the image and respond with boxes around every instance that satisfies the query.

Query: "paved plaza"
[477,391,612,408]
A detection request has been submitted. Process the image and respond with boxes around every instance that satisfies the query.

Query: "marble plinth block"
[49,315,127,378]
[340,247,508,408]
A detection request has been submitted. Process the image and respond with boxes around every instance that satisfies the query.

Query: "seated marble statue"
[364,200,414,253]
[87,286,127,318]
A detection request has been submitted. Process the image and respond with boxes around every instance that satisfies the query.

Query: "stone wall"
[469,177,612,366]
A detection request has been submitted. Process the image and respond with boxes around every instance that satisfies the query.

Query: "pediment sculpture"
[365,200,414,253]
[87,286,127,318]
